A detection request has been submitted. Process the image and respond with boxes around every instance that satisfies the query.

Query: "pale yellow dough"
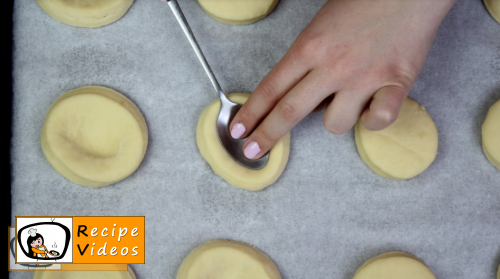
[484,0,500,24]
[197,0,280,25]
[355,97,438,180]
[34,265,136,279]
[497,263,500,279]
[353,252,436,279]
[177,239,281,279]
[196,93,290,191]
[36,0,134,28]
[41,86,148,188]
[483,99,500,170]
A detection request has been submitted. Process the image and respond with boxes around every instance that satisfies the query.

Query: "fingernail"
[231,123,246,139]
[244,141,260,159]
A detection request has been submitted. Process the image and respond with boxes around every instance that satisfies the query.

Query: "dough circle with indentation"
[483,99,500,170]
[197,0,279,25]
[177,239,281,279]
[41,86,148,188]
[355,97,438,180]
[196,93,290,191]
[353,252,436,279]
[484,0,500,24]
[33,265,136,279]
[36,0,134,28]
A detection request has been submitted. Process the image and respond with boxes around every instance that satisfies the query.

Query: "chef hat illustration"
[28,228,37,237]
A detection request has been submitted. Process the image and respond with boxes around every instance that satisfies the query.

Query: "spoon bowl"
[217,94,269,169]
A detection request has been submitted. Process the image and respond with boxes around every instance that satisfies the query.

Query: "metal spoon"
[166,0,269,170]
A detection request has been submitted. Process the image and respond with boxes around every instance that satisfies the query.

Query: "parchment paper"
[10,0,500,278]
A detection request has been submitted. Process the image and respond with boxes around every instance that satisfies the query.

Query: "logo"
[14,216,145,265]
[15,217,73,264]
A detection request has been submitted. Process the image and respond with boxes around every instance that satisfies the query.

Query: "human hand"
[230,0,456,159]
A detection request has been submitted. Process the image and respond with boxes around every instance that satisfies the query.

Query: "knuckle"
[323,115,349,135]
[238,106,255,123]
[254,127,276,146]
[324,123,345,135]
[386,62,417,87]
[373,108,398,127]
[277,102,299,123]
[257,79,278,103]
[295,31,324,58]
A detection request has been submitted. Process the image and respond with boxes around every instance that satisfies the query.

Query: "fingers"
[242,70,337,159]
[321,84,410,135]
[312,95,333,113]
[360,85,409,131]
[229,50,310,140]
[322,90,372,135]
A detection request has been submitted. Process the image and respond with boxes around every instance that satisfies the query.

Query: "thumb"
[360,85,409,131]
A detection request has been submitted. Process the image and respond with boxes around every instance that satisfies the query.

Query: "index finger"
[242,70,338,159]
[229,49,310,139]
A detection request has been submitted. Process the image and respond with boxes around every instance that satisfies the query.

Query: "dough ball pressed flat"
[484,0,500,24]
[497,264,500,279]
[41,86,148,188]
[36,0,134,28]
[353,252,436,279]
[196,93,290,191]
[33,265,136,279]
[197,0,279,25]
[482,99,500,170]
[355,97,438,180]
[177,239,282,279]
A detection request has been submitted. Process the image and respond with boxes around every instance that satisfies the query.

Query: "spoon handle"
[166,0,225,99]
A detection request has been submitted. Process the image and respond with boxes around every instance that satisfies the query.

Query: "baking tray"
[10,0,500,278]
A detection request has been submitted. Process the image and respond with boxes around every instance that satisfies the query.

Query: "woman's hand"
[230,0,456,159]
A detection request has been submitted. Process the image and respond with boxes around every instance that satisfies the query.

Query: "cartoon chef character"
[27,228,49,258]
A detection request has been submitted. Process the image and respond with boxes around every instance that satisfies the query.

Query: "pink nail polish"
[244,141,260,159]
[231,123,246,139]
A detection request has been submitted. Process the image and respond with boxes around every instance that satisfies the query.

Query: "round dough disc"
[353,252,436,279]
[196,93,290,191]
[354,97,438,180]
[34,265,136,279]
[41,86,148,188]
[177,239,281,279]
[483,99,500,170]
[484,0,500,24]
[36,0,134,28]
[497,263,500,279]
[197,0,279,25]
